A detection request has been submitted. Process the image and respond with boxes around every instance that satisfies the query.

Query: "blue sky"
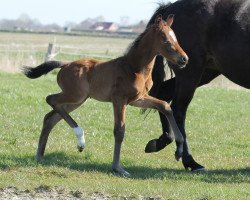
[0,0,176,25]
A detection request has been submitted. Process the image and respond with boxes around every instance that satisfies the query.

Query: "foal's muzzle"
[177,55,189,68]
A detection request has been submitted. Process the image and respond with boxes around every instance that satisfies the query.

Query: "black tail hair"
[21,61,65,79]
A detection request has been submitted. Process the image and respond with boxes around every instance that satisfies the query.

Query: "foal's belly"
[89,93,112,102]
[88,78,146,103]
[89,81,113,102]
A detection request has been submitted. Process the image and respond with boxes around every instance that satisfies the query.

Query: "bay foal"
[23,15,188,176]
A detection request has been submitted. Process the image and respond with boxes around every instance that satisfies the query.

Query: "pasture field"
[0,31,249,199]
[0,31,133,73]
[0,71,249,199]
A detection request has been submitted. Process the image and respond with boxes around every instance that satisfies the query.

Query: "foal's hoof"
[77,145,84,152]
[36,154,43,162]
[112,167,130,177]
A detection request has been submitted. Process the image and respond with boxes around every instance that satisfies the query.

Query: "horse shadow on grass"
[0,152,249,184]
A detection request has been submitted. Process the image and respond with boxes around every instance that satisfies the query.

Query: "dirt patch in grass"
[0,187,164,200]
[0,187,112,200]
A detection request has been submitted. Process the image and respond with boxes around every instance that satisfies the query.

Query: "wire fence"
[0,43,118,60]
[0,42,121,73]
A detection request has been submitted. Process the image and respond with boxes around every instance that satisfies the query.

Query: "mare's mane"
[124,2,173,56]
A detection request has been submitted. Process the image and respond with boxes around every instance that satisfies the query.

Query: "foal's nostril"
[182,56,187,63]
[177,55,188,67]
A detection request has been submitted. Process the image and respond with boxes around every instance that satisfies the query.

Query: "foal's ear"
[154,14,163,30]
[166,14,175,27]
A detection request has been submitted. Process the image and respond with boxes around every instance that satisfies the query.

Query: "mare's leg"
[111,101,129,176]
[173,68,220,171]
[146,68,220,153]
[145,78,175,152]
[171,74,205,171]
[130,95,184,160]
[149,56,175,151]
[46,92,88,152]
[37,103,83,161]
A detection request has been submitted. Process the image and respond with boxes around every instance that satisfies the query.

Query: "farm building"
[91,22,119,32]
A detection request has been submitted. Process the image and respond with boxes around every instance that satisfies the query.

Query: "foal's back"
[57,57,141,103]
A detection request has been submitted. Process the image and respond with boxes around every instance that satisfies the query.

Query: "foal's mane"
[124,26,152,56]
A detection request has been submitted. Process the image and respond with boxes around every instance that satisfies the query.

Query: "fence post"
[45,43,54,62]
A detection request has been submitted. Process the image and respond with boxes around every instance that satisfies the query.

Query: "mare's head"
[153,15,188,68]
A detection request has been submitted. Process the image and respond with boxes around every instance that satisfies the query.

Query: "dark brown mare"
[145,0,250,171]
[22,15,188,176]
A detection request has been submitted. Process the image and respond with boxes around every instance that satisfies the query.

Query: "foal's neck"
[125,30,157,74]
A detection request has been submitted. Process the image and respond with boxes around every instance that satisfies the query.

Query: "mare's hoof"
[182,155,205,172]
[191,167,206,173]
[175,150,182,161]
[145,139,167,153]
[145,139,157,153]
[77,145,84,152]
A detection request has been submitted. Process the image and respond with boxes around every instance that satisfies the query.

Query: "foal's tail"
[21,61,65,79]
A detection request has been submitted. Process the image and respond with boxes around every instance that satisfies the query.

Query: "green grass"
[0,72,249,199]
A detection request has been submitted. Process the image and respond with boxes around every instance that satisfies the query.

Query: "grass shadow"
[0,152,249,184]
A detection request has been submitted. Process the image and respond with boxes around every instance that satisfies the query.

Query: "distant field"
[0,31,133,72]
[0,72,249,199]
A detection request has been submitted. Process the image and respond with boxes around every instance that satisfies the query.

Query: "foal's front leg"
[130,95,184,160]
[112,101,130,177]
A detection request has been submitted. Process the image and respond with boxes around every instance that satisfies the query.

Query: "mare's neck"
[125,31,157,74]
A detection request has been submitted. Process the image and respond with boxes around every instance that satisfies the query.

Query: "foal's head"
[153,15,188,68]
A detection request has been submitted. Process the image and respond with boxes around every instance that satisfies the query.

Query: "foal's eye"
[163,40,171,45]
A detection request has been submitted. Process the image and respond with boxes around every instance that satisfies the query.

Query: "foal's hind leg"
[46,93,88,152]
[36,103,83,161]
[130,95,184,160]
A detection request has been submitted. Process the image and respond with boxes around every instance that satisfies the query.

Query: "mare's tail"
[21,61,65,79]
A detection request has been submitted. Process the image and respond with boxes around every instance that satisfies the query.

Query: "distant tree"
[43,23,62,32]
[130,20,147,33]
[0,14,62,32]
[0,13,146,33]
